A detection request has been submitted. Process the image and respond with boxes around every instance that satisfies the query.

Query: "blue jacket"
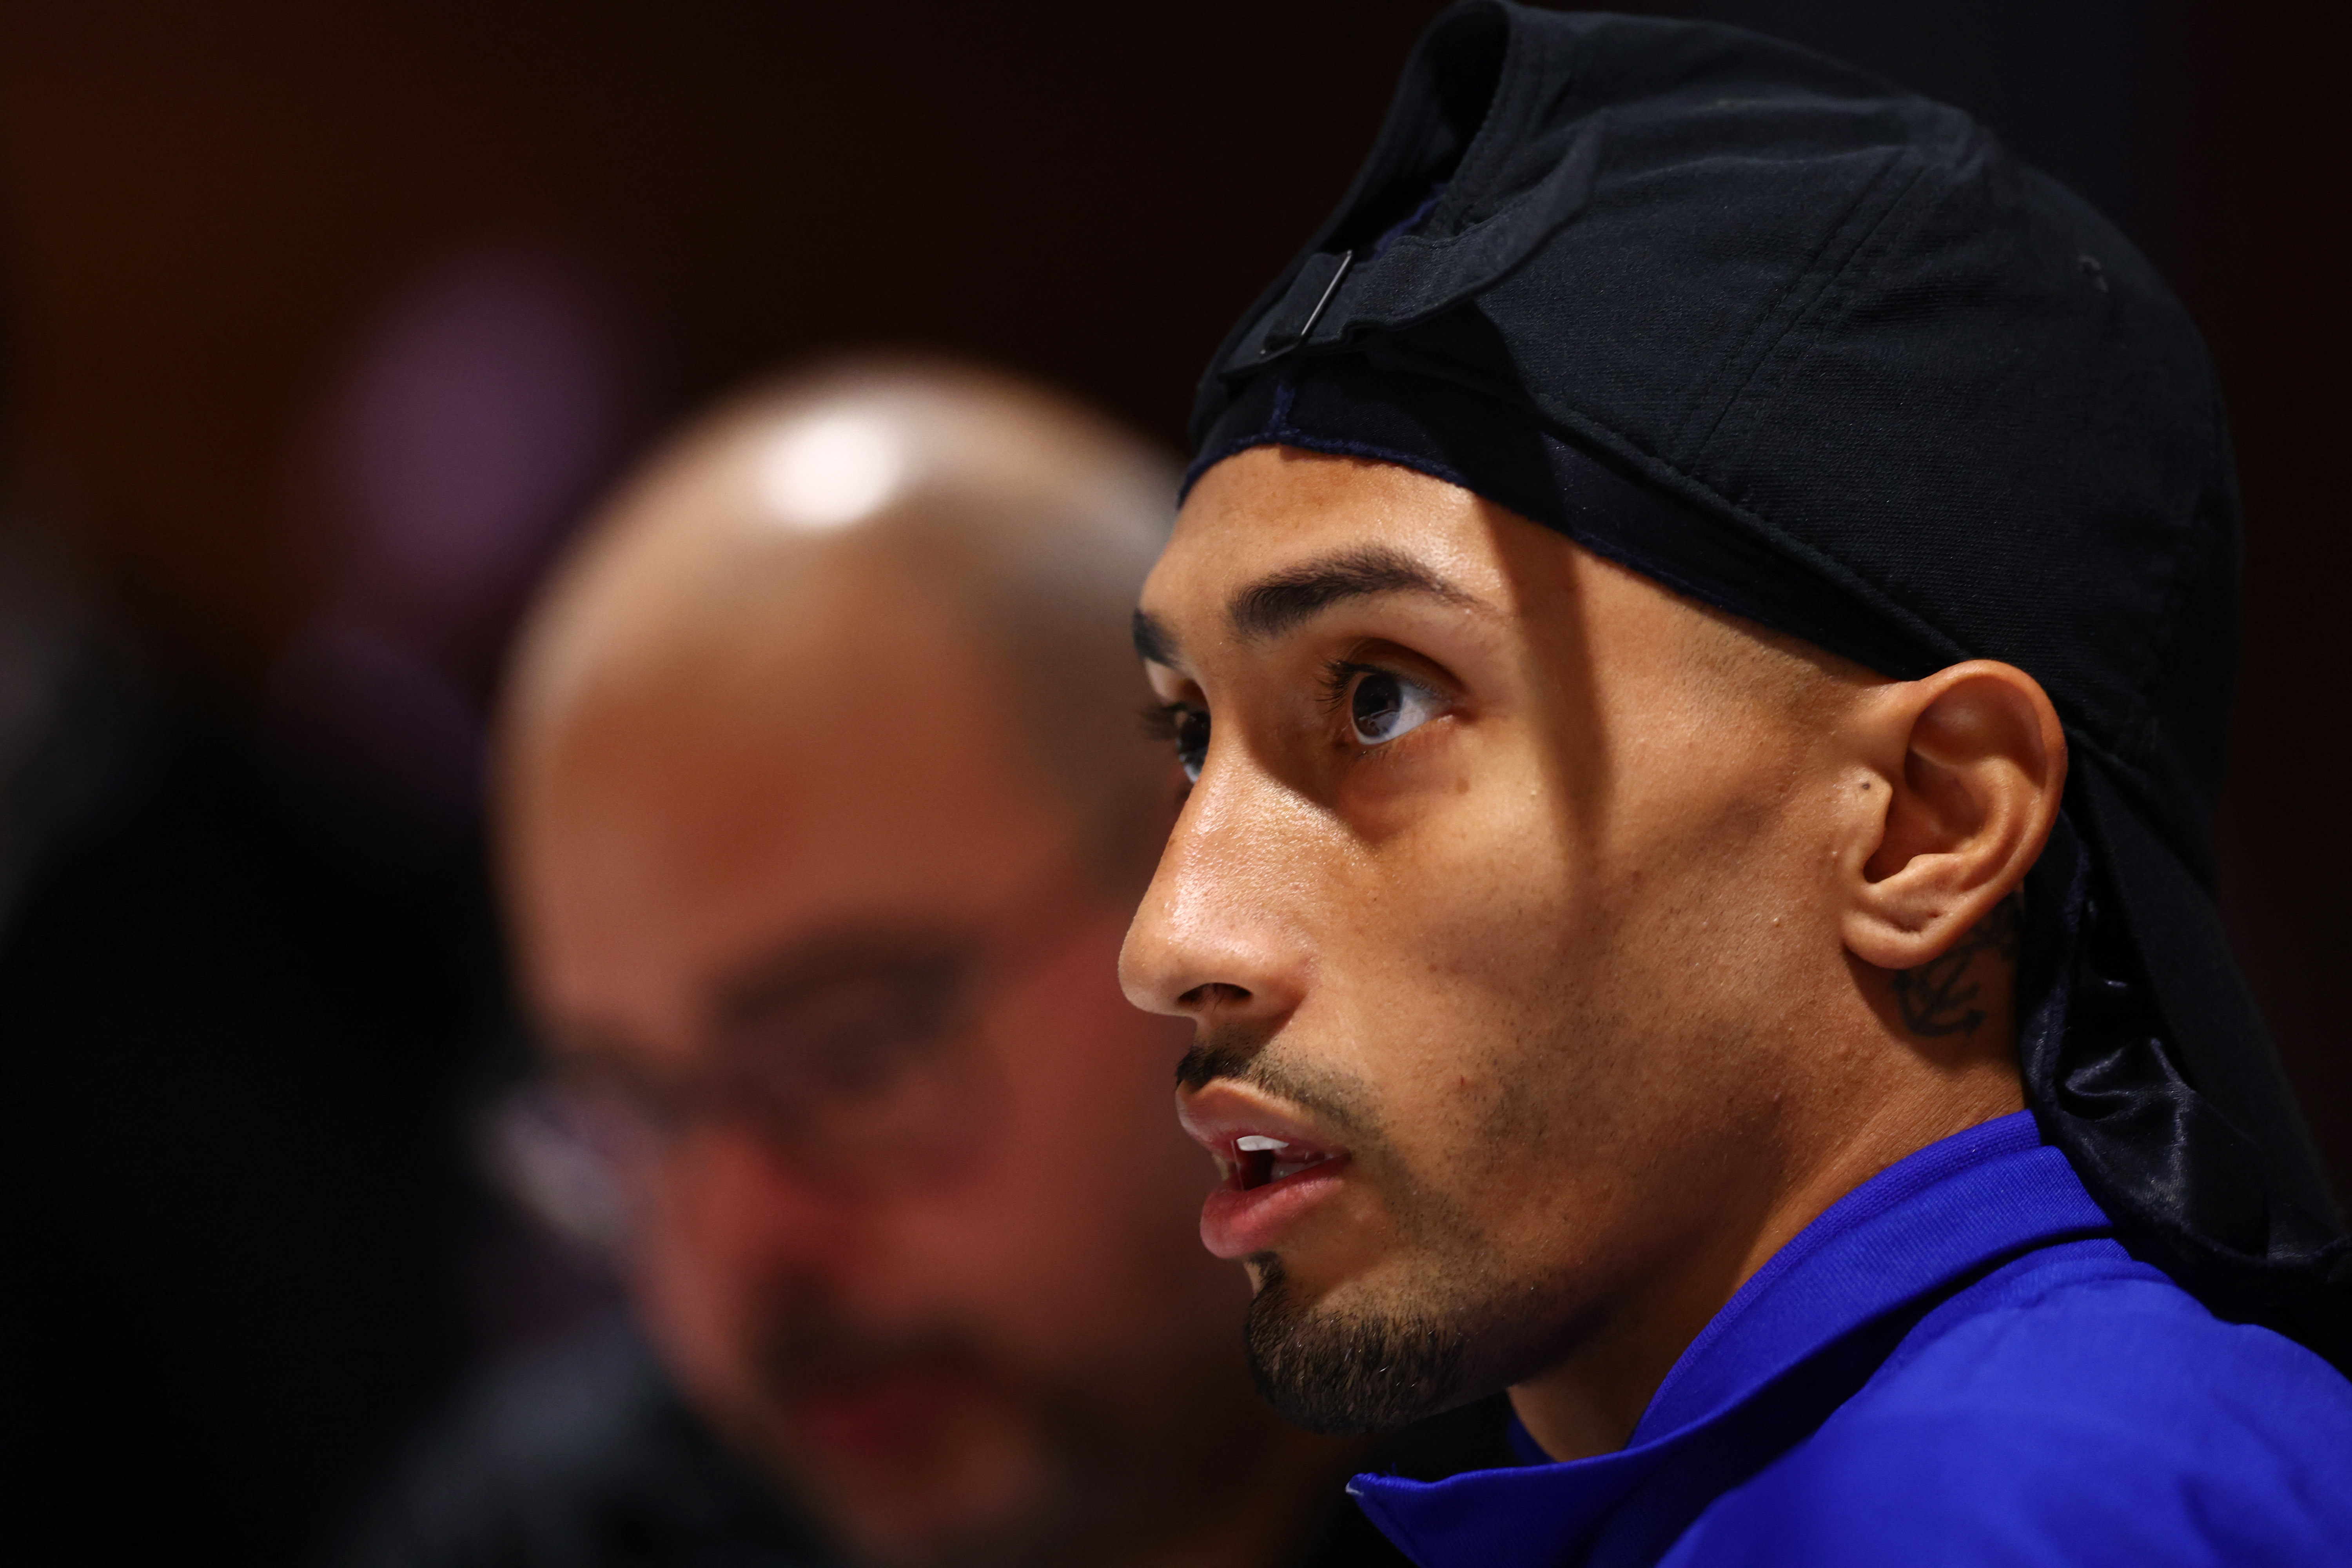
[1349,1114,2352,1566]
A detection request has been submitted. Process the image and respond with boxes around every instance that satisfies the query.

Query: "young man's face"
[1121,446,1861,1431]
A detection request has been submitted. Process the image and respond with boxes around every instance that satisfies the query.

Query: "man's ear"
[1840,660,2067,971]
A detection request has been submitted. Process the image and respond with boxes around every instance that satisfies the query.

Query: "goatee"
[1241,1257,1470,1433]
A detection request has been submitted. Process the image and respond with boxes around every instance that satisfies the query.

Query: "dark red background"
[1,4,2341,1563]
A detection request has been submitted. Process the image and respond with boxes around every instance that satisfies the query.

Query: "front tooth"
[1236,1135,1290,1153]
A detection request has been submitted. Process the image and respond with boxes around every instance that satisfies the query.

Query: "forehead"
[511,593,1068,1047]
[1145,447,1513,632]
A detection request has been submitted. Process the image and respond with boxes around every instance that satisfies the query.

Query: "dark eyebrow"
[711,929,962,1033]
[1132,609,1181,667]
[1228,545,1484,641]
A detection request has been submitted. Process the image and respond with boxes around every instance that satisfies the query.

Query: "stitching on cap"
[1693,145,1938,467]
[1674,145,1925,469]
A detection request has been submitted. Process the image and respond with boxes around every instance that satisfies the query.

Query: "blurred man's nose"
[1118,757,1308,1032]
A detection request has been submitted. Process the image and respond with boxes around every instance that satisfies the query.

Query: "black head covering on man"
[1187,1,2347,1363]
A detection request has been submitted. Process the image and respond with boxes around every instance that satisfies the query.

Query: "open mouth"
[1197,1131,1348,1258]
[1179,1088,1353,1258]
[1228,1133,1340,1190]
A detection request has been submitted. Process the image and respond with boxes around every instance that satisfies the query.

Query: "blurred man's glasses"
[492,875,1101,1241]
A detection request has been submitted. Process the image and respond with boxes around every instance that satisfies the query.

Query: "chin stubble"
[1187,1034,1506,1433]
[1241,1254,1474,1433]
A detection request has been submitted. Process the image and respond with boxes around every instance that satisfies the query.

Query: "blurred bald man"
[343,361,1504,1568]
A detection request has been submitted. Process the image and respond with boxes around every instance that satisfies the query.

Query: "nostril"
[1178,981,1252,1010]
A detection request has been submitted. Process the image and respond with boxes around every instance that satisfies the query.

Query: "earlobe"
[1840,661,2066,973]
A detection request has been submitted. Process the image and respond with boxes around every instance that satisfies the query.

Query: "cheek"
[628,1153,780,1401]
[1321,762,1595,1127]
[1301,755,1705,1276]
[889,928,1237,1341]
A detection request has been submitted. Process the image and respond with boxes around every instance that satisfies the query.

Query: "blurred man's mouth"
[779,1361,980,1463]
[1177,1087,1350,1259]
[757,1324,996,1472]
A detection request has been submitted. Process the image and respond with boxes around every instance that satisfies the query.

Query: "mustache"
[1174,1038,1258,1093]
[753,1294,987,1402]
[1175,1032,1381,1147]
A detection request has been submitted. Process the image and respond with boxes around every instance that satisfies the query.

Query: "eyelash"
[1140,659,1443,786]
[1140,667,1381,753]
[1141,701,1211,789]
[1317,658,1374,714]
[1138,702,1191,743]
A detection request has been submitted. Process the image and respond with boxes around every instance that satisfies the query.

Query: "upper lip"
[1176,1082,1347,1183]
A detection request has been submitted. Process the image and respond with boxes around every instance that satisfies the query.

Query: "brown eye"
[1348,670,1440,746]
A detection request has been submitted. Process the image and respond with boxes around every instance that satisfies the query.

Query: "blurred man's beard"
[1242,1256,1472,1434]
[742,1293,1253,1568]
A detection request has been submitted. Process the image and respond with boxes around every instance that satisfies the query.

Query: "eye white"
[1348,670,1442,746]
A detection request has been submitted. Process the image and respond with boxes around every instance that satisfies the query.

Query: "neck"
[1506,980,2025,1462]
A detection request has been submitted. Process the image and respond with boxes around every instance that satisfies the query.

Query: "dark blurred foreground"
[0,3,2343,1564]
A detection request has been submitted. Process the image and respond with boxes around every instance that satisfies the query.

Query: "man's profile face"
[509,568,1249,1564]
[1121,446,1857,1431]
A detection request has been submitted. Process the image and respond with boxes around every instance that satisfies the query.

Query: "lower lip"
[1200,1158,1348,1258]
[784,1374,972,1461]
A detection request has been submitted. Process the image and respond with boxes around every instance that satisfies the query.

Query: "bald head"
[503,359,1177,893]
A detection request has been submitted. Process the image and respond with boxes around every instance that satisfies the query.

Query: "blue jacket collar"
[1347,1113,2112,1568]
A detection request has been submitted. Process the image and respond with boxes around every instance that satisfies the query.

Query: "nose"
[1118,760,1310,1031]
[629,1125,878,1400]
[644,1123,869,1287]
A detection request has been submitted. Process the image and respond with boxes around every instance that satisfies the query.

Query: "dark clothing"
[5,704,503,1568]
[339,1325,820,1568]
[1351,1115,2352,1567]
[343,1321,1516,1568]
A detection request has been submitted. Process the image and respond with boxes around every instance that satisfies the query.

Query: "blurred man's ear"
[1838,660,2067,972]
